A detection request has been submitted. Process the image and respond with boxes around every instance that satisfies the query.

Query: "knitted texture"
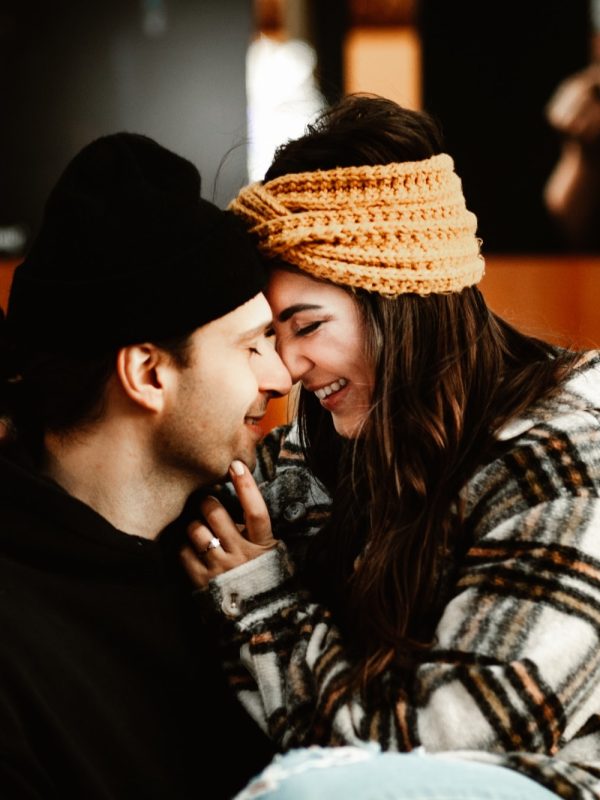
[229,154,485,297]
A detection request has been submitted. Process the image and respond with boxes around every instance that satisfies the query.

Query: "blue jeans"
[234,745,560,800]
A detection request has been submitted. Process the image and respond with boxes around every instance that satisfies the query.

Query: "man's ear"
[115,344,175,412]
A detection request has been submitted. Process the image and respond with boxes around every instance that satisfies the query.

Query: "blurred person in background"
[544,52,600,249]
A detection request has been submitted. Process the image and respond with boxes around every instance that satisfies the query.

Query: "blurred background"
[2,0,599,255]
[1,0,600,428]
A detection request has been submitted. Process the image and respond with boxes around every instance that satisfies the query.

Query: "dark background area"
[0,0,252,254]
[0,0,596,256]
[418,0,592,253]
[300,0,595,253]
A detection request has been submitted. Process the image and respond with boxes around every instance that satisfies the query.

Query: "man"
[0,133,291,798]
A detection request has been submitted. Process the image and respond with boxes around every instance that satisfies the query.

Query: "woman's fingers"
[229,460,274,545]
[197,495,241,550]
[180,543,211,590]
[184,517,240,586]
[187,516,227,556]
[180,471,277,590]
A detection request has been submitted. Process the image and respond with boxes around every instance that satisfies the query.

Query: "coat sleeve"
[209,425,600,758]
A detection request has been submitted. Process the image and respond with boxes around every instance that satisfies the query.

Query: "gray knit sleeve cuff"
[207,542,295,627]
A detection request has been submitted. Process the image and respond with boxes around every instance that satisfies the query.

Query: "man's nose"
[261,347,293,397]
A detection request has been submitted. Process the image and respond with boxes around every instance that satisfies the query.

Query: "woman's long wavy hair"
[264,95,581,685]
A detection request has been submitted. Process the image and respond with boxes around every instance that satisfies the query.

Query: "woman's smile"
[266,268,374,438]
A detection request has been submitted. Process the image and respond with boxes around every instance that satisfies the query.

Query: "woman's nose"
[276,339,313,385]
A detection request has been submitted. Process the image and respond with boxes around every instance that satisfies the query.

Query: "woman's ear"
[115,344,175,412]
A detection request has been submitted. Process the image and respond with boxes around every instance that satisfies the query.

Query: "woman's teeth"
[315,378,347,400]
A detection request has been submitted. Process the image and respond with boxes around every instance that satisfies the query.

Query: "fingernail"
[230,460,245,476]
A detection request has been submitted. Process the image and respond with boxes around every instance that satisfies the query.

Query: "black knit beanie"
[5,132,266,353]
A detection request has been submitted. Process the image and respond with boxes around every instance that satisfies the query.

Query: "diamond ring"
[201,536,221,554]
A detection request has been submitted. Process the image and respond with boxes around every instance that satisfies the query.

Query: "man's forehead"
[200,294,273,340]
[235,320,273,342]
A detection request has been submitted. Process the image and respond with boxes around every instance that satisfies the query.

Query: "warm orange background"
[3,255,600,434]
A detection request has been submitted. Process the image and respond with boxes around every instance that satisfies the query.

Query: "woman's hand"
[181,459,277,591]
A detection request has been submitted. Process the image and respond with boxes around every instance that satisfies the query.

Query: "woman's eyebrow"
[278,303,322,323]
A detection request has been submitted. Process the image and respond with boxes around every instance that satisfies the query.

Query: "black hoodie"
[0,449,273,799]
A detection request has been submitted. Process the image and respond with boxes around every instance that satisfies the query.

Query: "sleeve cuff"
[208,542,294,622]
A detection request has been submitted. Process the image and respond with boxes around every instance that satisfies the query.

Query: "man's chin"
[235,452,257,474]
[211,453,257,485]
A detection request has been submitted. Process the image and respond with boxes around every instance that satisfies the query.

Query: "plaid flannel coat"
[211,352,600,800]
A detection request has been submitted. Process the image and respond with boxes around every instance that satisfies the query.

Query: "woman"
[181,96,600,799]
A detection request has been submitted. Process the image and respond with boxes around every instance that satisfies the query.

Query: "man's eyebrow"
[278,303,322,323]
[237,321,274,343]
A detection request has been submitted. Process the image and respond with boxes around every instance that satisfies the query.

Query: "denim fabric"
[234,745,560,800]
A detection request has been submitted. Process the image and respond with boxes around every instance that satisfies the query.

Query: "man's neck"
[42,424,190,540]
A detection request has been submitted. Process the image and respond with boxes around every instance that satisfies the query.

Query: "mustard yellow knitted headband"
[228,153,485,297]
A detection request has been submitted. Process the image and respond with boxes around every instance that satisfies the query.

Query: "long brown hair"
[265,95,581,685]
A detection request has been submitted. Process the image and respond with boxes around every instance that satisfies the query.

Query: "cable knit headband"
[228,153,485,297]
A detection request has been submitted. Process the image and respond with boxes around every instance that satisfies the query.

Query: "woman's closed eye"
[294,320,324,337]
